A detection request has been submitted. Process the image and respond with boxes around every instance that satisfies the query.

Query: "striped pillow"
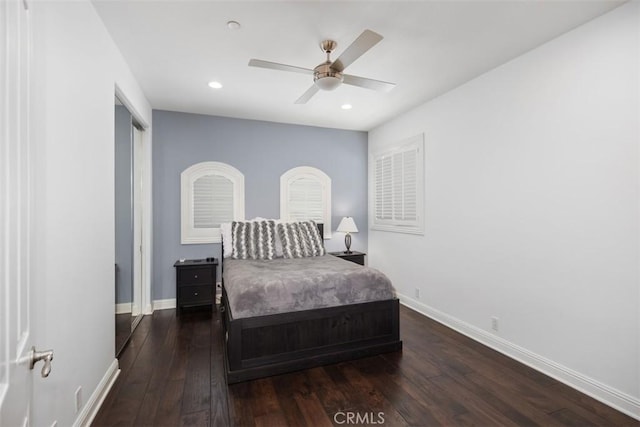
[277,220,325,258]
[231,220,276,260]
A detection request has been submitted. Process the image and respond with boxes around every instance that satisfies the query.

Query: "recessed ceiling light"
[341,104,352,110]
[227,20,241,30]
[208,81,223,89]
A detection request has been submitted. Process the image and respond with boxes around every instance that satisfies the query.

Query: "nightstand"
[174,258,218,315]
[329,251,366,266]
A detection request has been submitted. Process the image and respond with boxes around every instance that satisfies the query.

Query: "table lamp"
[336,217,358,254]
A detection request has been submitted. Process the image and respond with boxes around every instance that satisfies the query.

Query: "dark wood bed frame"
[220,223,402,384]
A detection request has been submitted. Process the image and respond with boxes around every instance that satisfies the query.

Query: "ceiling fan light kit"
[313,64,343,90]
[249,29,396,104]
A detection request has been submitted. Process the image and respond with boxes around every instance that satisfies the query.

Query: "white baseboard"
[72,359,120,427]
[397,293,640,421]
[116,303,142,315]
[152,298,176,311]
[143,303,153,315]
[114,303,131,315]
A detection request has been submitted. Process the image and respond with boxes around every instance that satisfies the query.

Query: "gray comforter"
[223,255,395,319]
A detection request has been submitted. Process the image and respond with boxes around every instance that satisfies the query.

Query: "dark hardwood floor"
[92,305,638,426]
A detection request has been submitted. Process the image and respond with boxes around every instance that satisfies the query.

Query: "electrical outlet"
[74,386,82,413]
[414,288,420,299]
[491,316,499,332]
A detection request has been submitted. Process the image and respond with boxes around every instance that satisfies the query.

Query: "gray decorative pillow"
[299,220,325,256]
[231,220,276,260]
[277,220,325,258]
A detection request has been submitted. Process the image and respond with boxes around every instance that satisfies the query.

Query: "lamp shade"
[337,217,358,233]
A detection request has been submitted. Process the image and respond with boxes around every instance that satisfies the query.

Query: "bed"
[220,219,402,384]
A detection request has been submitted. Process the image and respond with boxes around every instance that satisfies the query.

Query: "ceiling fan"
[249,29,396,104]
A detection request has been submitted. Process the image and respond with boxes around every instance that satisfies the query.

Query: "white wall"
[30,1,151,425]
[369,1,639,418]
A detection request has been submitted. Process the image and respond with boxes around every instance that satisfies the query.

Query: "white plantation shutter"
[288,177,323,222]
[181,162,245,244]
[193,175,234,228]
[373,134,424,234]
[280,167,331,238]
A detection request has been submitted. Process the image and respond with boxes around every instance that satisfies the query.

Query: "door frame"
[114,85,152,317]
[0,0,36,424]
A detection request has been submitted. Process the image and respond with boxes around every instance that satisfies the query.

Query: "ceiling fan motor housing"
[313,62,343,91]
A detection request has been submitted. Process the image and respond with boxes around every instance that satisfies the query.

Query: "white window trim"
[280,166,332,239]
[371,133,425,235]
[181,161,245,244]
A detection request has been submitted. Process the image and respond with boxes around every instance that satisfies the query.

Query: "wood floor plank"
[547,381,639,426]
[334,361,410,426]
[152,379,185,426]
[292,390,334,427]
[464,372,566,427]
[181,347,211,415]
[180,409,210,427]
[427,374,524,427]
[248,378,282,419]
[374,350,473,425]
[549,407,599,427]
[303,366,352,416]
[348,356,462,426]
[93,305,639,427]
[228,381,257,426]
[210,320,231,427]
[269,372,310,427]
[210,385,230,427]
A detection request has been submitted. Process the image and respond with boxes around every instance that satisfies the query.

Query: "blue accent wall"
[152,110,368,301]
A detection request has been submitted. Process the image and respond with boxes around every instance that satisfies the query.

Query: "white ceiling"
[93,0,624,131]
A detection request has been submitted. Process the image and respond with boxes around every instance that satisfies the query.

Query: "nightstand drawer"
[178,267,212,285]
[179,284,213,305]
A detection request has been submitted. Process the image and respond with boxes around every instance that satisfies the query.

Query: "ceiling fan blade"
[331,29,383,72]
[343,74,396,92]
[294,85,320,104]
[248,59,314,75]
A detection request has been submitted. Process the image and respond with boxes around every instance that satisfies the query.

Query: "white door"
[0,1,47,425]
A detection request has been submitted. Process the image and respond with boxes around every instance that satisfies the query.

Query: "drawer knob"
[194,275,198,279]
[194,292,198,296]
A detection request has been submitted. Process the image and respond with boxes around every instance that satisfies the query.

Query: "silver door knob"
[29,346,54,378]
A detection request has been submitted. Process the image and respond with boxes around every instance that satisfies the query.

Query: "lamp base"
[344,233,352,254]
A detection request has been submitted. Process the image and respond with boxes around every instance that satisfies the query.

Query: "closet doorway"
[115,95,144,356]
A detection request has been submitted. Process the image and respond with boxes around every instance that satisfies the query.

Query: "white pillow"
[220,222,233,258]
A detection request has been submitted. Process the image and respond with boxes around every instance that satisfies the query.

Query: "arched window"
[181,161,244,244]
[280,166,331,239]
